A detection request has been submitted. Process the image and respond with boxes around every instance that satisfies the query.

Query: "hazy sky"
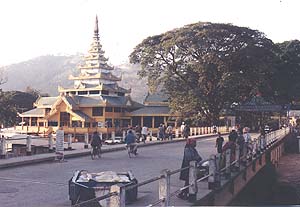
[0,0,299,66]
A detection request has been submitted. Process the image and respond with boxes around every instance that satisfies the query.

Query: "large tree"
[273,40,300,104]
[130,22,280,124]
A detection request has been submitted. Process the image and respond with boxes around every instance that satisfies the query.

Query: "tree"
[130,22,279,124]
[0,92,17,127]
[0,91,38,127]
[273,40,300,104]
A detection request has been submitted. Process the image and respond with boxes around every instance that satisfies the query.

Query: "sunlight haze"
[0,0,298,66]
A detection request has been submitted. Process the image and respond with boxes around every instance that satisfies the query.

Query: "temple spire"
[94,15,99,40]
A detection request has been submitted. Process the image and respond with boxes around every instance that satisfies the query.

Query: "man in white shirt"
[166,125,173,140]
[243,127,252,158]
[180,122,185,137]
[141,126,148,143]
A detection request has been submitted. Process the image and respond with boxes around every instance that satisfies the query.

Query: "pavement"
[0,132,226,169]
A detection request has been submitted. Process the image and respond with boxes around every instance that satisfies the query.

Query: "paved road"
[0,134,254,207]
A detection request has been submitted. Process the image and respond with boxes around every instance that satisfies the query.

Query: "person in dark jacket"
[125,130,138,155]
[183,124,190,139]
[178,138,202,200]
[215,132,224,153]
[91,131,102,148]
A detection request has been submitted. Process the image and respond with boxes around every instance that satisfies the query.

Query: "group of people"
[215,127,253,163]
[90,129,140,156]
[158,124,174,141]
[180,122,190,139]
[177,127,254,201]
[128,125,149,143]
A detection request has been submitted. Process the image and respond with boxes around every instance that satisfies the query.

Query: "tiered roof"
[60,15,128,94]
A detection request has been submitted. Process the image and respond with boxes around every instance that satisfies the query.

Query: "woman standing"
[178,138,202,200]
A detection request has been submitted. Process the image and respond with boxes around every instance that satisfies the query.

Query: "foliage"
[274,40,300,104]
[130,22,279,124]
[0,91,17,127]
[0,91,38,127]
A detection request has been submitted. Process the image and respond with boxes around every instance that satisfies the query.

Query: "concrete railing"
[0,125,231,159]
[70,127,290,207]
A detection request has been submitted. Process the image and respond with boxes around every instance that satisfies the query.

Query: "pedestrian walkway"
[0,133,222,169]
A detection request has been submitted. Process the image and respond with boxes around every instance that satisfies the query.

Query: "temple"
[17,16,179,137]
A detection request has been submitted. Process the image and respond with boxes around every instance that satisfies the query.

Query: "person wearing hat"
[178,138,202,201]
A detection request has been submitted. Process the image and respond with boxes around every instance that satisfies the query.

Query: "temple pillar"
[152,116,155,128]
[21,117,24,130]
[141,116,144,127]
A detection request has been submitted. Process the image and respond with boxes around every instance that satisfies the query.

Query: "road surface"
[0,134,253,207]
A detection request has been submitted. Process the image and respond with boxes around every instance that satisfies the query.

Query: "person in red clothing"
[178,138,202,201]
[222,134,236,163]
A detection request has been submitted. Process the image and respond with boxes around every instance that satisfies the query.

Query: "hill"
[0,55,148,103]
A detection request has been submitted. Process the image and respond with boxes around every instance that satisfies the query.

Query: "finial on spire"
[94,15,99,37]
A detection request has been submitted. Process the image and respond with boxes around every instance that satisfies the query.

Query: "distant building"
[131,91,179,128]
[17,17,179,136]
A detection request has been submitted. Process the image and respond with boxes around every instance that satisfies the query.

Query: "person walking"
[158,124,165,141]
[166,125,173,140]
[243,127,252,159]
[237,130,245,158]
[215,132,224,153]
[178,138,202,201]
[183,124,190,139]
[141,125,148,143]
[135,125,142,143]
[180,122,185,138]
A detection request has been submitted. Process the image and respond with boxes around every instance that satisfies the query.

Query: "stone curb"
[0,133,227,169]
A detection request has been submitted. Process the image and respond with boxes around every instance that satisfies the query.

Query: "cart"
[69,170,138,206]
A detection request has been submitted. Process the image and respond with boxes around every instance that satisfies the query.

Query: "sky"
[0,0,299,66]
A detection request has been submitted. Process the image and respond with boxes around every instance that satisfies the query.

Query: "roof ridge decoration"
[83,15,112,70]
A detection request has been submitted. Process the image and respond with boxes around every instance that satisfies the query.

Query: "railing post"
[259,136,264,152]
[0,137,7,159]
[225,149,231,179]
[122,130,126,142]
[48,134,54,152]
[189,161,198,201]
[26,135,32,155]
[261,135,266,150]
[175,129,179,139]
[253,138,258,157]
[266,133,269,147]
[67,134,72,150]
[208,154,220,189]
[149,130,152,141]
[112,131,115,143]
[109,184,125,207]
[99,132,103,142]
[297,136,300,154]
[159,169,171,206]
[190,128,193,136]
[84,133,89,149]
[235,146,240,169]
